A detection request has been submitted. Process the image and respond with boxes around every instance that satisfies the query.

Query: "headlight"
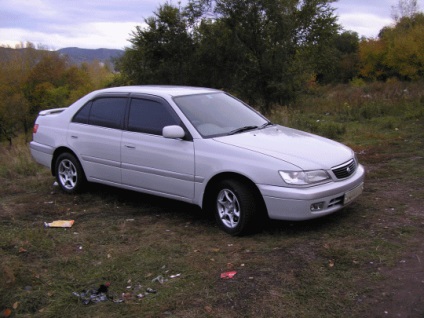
[279,170,330,186]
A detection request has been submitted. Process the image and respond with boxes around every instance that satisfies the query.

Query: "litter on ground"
[44,220,75,228]
[220,271,237,279]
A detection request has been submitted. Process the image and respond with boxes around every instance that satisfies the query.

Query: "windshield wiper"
[228,125,258,135]
[259,121,273,129]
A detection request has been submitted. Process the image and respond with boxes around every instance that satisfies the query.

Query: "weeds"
[0,143,39,178]
[275,81,424,144]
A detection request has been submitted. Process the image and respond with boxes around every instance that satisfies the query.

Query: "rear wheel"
[213,179,263,236]
[55,153,86,194]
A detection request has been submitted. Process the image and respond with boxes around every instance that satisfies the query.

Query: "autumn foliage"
[0,43,114,145]
[359,13,424,81]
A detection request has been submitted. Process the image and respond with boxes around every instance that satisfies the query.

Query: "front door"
[121,97,195,201]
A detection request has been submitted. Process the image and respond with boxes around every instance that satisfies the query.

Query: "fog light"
[310,202,324,211]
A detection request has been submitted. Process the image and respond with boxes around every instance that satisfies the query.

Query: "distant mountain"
[57,47,124,65]
[0,46,124,66]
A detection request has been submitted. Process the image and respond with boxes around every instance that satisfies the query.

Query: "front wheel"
[213,179,263,236]
[55,153,86,194]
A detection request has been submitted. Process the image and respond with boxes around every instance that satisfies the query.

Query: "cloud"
[338,13,394,38]
[0,0,157,49]
[61,21,144,49]
[0,21,143,50]
[1,0,422,49]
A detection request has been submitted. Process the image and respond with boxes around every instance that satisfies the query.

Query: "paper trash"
[44,220,75,228]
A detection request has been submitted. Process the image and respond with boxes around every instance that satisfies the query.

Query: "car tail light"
[33,124,39,134]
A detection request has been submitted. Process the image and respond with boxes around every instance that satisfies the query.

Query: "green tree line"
[116,0,424,111]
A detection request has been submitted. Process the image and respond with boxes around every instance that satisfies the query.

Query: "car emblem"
[346,167,351,173]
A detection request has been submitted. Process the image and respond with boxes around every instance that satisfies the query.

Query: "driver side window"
[127,98,178,135]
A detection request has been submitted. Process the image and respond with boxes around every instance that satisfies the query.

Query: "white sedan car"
[30,86,364,235]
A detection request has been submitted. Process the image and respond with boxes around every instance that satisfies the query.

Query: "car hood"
[214,125,353,170]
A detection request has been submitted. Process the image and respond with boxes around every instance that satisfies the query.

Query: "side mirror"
[162,125,185,139]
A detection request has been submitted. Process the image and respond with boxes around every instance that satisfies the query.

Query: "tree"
[23,53,69,116]
[360,12,424,81]
[120,0,341,112]
[392,0,419,21]
[190,19,243,89]
[0,90,29,146]
[197,0,340,109]
[24,52,96,115]
[0,42,45,144]
[383,13,424,80]
[358,38,388,80]
[82,61,115,90]
[64,65,95,103]
[118,3,195,85]
[0,44,116,144]
[313,31,359,83]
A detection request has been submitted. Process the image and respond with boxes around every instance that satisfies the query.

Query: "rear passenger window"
[89,97,127,129]
[72,97,127,129]
[72,101,92,124]
[128,98,178,135]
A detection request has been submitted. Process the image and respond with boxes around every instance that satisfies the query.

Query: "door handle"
[124,145,135,149]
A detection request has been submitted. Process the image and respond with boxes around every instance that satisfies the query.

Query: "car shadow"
[263,205,360,235]
[72,182,359,236]
[83,182,214,223]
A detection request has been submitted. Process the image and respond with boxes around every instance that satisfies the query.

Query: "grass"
[1,82,424,317]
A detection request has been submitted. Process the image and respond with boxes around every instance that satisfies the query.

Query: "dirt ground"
[375,239,424,317]
[354,146,424,317]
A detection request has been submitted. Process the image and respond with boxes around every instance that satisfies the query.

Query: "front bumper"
[258,164,365,221]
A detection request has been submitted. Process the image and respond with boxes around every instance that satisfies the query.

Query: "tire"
[55,152,86,194]
[212,179,263,236]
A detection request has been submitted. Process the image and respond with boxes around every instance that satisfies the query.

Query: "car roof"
[94,85,221,98]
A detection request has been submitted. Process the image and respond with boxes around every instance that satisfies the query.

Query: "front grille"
[332,159,356,179]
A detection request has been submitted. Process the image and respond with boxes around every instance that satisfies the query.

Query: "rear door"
[68,95,127,184]
[121,96,195,201]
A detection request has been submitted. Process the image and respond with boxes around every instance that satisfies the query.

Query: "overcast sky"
[0,0,422,50]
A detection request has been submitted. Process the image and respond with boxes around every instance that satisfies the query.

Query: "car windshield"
[173,92,269,138]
